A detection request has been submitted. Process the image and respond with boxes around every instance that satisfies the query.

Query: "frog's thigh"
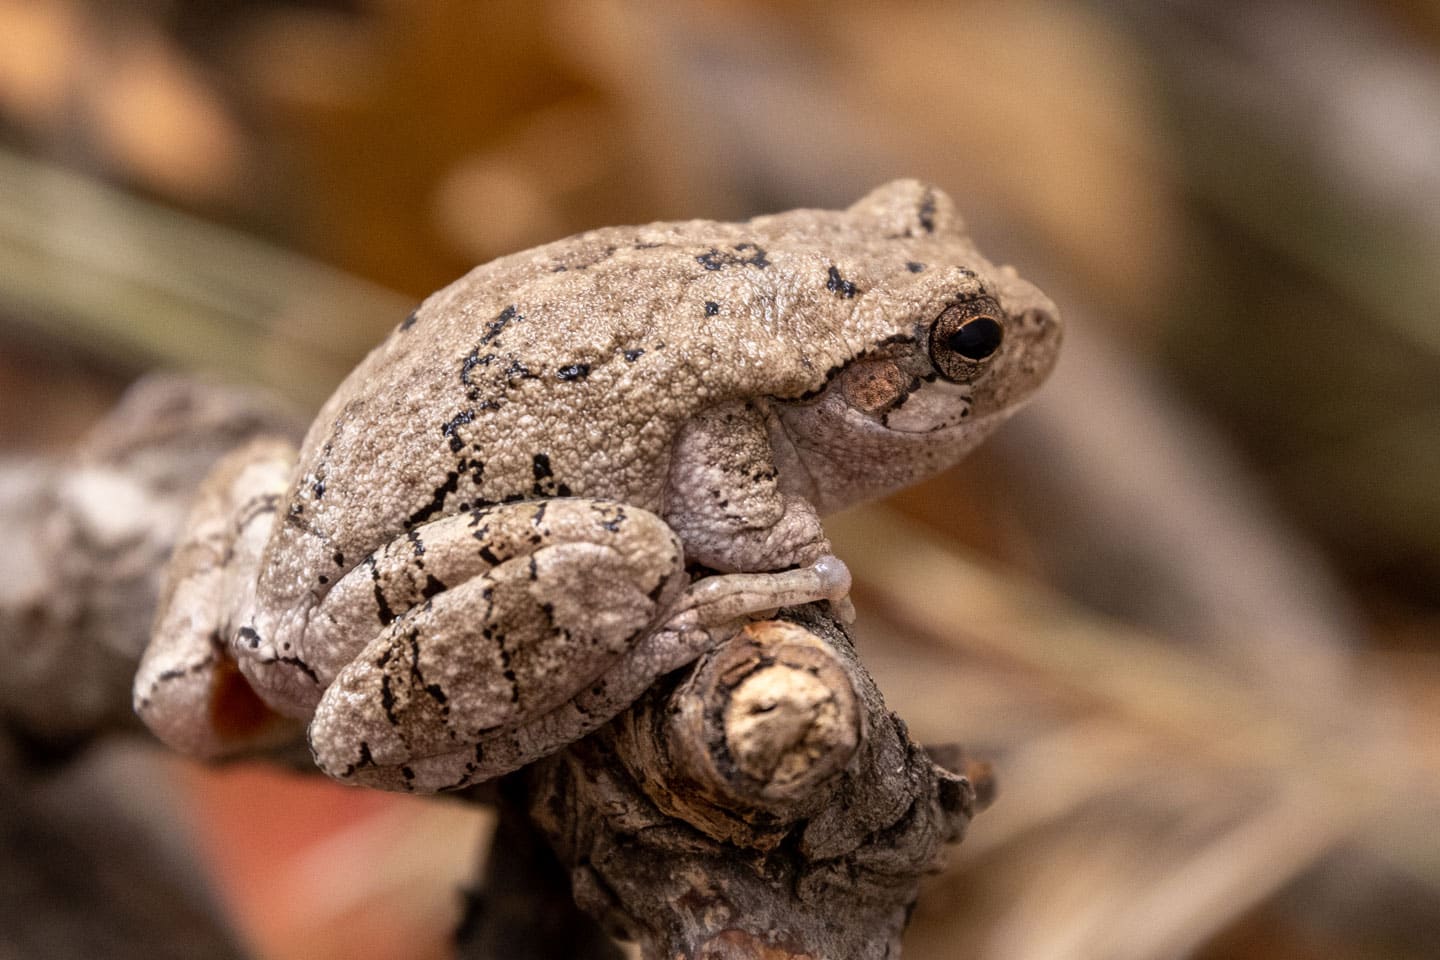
[302,498,681,684]
[309,535,681,792]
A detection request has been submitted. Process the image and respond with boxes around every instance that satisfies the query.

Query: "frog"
[132,179,1061,792]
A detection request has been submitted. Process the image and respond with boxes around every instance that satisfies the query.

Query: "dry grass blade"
[0,148,414,407]
[830,505,1435,960]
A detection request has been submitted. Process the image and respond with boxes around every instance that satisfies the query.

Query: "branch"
[524,608,980,959]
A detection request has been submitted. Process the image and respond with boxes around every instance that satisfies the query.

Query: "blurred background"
[1,1,1437,958]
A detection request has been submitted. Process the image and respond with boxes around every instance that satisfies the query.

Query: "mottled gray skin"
[134,180,1061,792]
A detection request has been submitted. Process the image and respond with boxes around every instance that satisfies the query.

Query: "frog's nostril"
[948,317,1003,361]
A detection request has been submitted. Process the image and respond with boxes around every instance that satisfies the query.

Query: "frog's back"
[257,182,991,609]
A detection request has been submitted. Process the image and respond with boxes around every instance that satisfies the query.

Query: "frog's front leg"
[306,498,849,792]
[134,437,303,757]
[664,400,851,612]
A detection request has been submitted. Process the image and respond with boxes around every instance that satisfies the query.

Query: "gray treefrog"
[133,180,1061,792]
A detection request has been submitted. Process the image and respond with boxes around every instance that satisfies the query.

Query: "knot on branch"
[621,619,860,843]
[524,606,982,959]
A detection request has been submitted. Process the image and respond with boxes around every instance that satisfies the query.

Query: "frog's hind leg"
[308,499,853,792]
[307,498,691,791]
[133,438,301,757]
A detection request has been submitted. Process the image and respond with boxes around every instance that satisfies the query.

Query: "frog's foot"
[667,553,852,632]
[133,438,302,758]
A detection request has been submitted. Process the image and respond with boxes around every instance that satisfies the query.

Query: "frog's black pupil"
[948,317,1003,360]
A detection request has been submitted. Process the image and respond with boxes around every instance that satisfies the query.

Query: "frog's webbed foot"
[133,438,302,757]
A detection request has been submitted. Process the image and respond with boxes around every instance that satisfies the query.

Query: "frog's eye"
[928,298,1005,382]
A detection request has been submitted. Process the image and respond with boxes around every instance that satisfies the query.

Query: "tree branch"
[525,609,979,959]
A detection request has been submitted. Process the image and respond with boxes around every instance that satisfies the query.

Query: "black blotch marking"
[696,242,770,271]
[906,261,925,273]
[333,551,346,567]
[378,650,399,725]
[624,348,644,362]
[476,541,501,566]
[918,189,937,233]
[400,766,415,789]
[237,626,261,649]
[505,358,537,382]
[406,471,460,528]
[826,265,858,298]
[237,493,280,530]
[460,350,495,397]
[312,479,326,499]
[531,452,569,496]
[154,650,217,684]
[598,507,624,533]
[421,574,446,599]
[276,655,319,684]
[400,309,419,331]
[318,574,329,585]
[527,555,538,581]
[556,363,590,381]
[734,242,769,266]
[481,305,520,345]
[704,301,720,316]
[405,632,448,719]
[339,740,377,778]
[407,529,425,556]
[532,500,548,526]
[367,557,398,626]
[442,410,474,452]
[489,625,522,705]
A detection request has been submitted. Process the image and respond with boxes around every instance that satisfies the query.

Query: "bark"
[455,775,624,960]
[523,611,980,960]
[0,374,304,753]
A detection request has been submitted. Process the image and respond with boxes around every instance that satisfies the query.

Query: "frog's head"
[768,180,1062,513]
